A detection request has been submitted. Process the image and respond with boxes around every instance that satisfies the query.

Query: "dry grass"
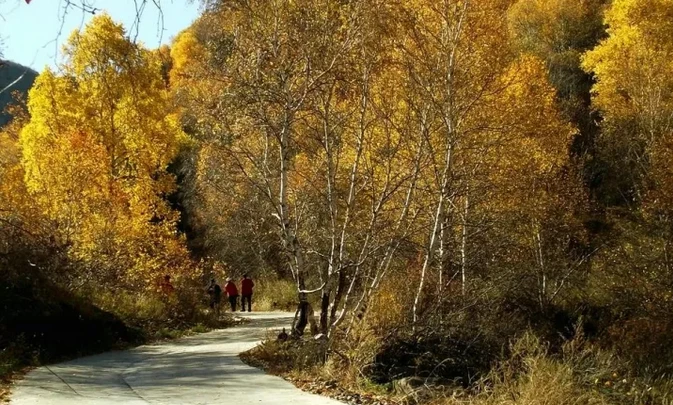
[428,332,673,405]
[253,279,300,312]
[242,272,673,405]
[463,334,606,405]
[241,333,402,405]
[240,331,327,374]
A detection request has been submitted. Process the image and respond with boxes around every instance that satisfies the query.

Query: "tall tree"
[582,0,673,208]
[508,0,606,195]
[20,14,190,289]
[172,0,415,335]
[394,0,579,324]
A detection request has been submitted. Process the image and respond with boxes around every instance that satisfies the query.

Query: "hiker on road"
[207,278,222,317]
[240,274,254,312]
[225,278,239,312]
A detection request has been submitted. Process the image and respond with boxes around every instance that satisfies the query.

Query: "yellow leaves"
[582,0,673,126]
[64,14,138,79]
[0,111,42,234]
[169,0,588,288]
[476,54,577,225]
[170,29,205,82]
[508,0,604,53]
[291,152,313,192]
[582,0,673,212]
[605,0,673,37]
[501,55,574,153]
[17,14,192,289]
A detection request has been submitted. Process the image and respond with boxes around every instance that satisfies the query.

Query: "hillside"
[0,60,37,127]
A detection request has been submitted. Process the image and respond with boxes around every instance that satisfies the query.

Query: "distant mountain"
[0,60,37,127]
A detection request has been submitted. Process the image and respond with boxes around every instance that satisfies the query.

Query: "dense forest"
[2,0,673,403]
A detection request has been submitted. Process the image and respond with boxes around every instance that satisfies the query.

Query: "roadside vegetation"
[188,0,673,403]
[0,14,228,397]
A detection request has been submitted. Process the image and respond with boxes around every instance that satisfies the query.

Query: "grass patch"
[428,332,673,405]
[242,328,673,405]
[240,332,326,374]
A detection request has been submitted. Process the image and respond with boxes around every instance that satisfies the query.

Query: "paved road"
[11,312,343,405]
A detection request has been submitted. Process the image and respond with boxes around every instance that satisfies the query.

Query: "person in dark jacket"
[240,274,254,312]
[224,278,239,312]
[206,278,222,317]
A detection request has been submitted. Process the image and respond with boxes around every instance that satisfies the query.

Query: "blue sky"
[0,0,201,71]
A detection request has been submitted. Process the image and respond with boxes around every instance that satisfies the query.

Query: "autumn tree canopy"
[19,14,191,289]
[168,0,585,335]
[583,0,673,209]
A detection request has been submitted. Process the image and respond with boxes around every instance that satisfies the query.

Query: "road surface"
[10,312,343,405]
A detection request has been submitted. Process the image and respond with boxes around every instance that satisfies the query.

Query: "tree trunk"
[439,210,452,296]
[460,190,469,295]
[329,267,347,325]
[413,145,452,327]
[319,287,331,334]
[534,225,546,310]
[294,301,312,336]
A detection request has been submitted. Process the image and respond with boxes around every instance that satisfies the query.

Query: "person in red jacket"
[240,274,255,312]
[224,278,239,312]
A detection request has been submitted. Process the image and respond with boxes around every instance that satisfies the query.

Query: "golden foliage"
[18,14,192,289]
[583,0,673,210]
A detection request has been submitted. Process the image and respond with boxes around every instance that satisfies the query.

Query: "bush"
[254,278,299,311]
[465,333,605,405]
[0,272,143,381]
[452,332,673,405]
[0,259,230,390]
[341,270,525,387]
[241,333,326,374]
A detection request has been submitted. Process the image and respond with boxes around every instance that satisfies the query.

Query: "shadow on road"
[10,312,338,405]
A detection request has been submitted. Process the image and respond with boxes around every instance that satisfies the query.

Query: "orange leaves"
[167,0,591,309]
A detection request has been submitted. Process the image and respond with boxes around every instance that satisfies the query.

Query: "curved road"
[11,312,343,405]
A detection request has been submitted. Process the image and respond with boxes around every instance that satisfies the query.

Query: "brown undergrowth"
[241,327,673,405]
[240,333,401,405]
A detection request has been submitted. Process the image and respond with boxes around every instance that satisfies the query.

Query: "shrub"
[453,332,673,405]
[241,333,326,374]
[0,272,143,381]
[254,278,299,311]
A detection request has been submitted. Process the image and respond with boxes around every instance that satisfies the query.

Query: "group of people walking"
[207,274,254,315]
